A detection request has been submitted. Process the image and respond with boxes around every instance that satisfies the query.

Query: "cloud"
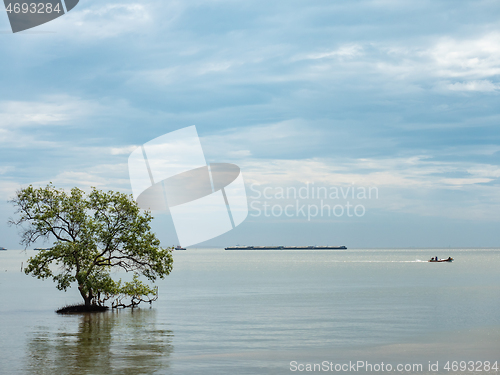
[200,120,325,162]
[0,95,94,128]
[0,96,102,150]
[299,44,364,61]
[43,162,131,191]
[198,122,500,221]
[370,33,500,89]
[241,156,500,220]
[429,33,500,79]
[126,28,500,106]
[0,180,24,200]
[288,33,500,92]
[444,80,500,92]
[240,155,499,189]
[49,3,157,39]
[110,145,140,155]
[0,166,14,175]
[0,156,132,197]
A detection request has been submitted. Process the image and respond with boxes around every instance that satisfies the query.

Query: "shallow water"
[1,249,499,374]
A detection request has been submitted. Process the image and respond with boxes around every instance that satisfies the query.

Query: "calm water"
[1,249,500,374]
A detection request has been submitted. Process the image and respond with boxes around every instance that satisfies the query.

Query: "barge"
[225,245,347,250]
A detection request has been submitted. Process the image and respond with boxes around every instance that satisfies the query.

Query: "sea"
[1,248,499,375]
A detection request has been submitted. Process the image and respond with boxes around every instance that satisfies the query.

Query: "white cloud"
[429,33,500,79]
[200,120,324,162]
[240,156,497,189]
[445,80,500,92]
[196,61,236,75]
[0,96,101,149]
[288,33,500,92]
[299,44,364,61]
[466,165,500,179]
[45,164,130,191]
[0,166,15,175]
[53,3,155,39]
[374,33,500,88]
[241,156,500,220]
[9,160,131,192]
[0,95,94,128]
[0,181,24,200]
[226,150,252,158]
[110,145,140,155]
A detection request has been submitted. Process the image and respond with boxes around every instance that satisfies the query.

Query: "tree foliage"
[9,184,173,308]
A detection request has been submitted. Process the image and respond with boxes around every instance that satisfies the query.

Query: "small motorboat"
[174,245,186,250]
[428,257,453,262]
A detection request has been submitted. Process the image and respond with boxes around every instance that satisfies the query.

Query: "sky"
[1,0,500,248]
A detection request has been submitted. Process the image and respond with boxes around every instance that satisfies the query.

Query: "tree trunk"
[79,284,92,306]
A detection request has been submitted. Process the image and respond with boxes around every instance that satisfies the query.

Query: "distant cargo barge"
[224,246,347,250]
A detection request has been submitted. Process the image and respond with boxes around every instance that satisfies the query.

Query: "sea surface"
[1,248,499,374]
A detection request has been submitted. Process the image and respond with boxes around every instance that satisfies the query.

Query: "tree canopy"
[9,184,173,308]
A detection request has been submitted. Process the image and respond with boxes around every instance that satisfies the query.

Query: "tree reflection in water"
[26,309,173,375]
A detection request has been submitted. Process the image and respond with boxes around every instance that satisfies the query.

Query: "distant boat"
[428,257,453,262]
[174,245,186,250]
[0,247,7,251]
[225,245,347,250]
[34,248,51,251]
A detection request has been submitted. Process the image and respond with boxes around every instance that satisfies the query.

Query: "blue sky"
[1,0,500,248]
